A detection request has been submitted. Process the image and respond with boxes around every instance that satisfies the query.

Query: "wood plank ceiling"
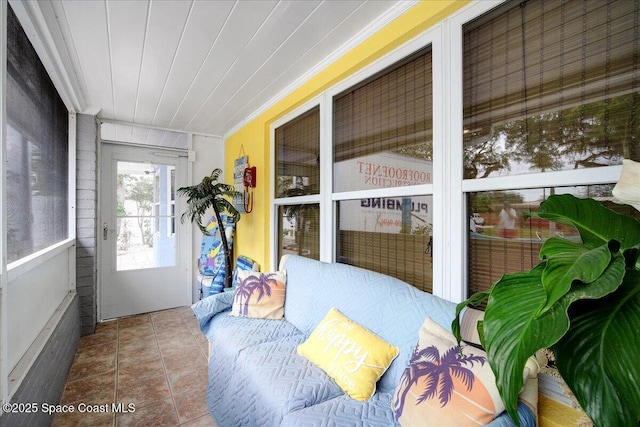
[17,0,412,145]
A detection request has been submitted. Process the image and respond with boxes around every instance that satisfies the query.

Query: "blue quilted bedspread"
[191,256,536,427]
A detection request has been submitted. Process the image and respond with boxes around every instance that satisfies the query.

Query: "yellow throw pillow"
[297,308,399,401]
[230,271,286,319]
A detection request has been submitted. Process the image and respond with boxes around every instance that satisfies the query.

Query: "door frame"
[97,142,192,321]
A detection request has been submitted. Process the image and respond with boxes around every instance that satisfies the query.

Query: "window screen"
[6,5,69,263]
[463,0,640,179]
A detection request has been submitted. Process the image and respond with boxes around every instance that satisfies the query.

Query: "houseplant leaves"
[454,194,640,427]
[553,271,640,427]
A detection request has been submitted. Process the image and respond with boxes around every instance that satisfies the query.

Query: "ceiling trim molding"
[100,118,223,140]
[8,0,88,112]
[223,0,419,140]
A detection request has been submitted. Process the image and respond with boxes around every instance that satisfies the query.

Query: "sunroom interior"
[1,0,638,425]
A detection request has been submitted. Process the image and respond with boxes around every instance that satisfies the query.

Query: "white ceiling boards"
[17,0,413,137]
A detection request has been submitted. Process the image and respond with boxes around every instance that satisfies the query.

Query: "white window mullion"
[444,14,466,303]
[431,22,447,300]
[320,92,333,263]
[269,119,278,271]
[0,0,8,408]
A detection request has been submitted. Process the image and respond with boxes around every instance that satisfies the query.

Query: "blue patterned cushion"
[282,255,457,391]
[218,336,343,426]
[281,393,400,427]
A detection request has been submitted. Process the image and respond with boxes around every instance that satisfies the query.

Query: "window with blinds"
[464,0,640,296]
[6,4,69,263]
[463,0,639,179]
[333,46,434,292]
[333,46,433,192]
[274,106,320,261]
[275,106,320,199]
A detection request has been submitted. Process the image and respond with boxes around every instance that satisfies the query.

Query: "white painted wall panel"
[190,134,225,303]
[7,248,71,371]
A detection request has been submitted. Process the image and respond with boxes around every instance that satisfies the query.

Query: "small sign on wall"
[233,155,248,213]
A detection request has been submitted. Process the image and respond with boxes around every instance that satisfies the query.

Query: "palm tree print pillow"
[391,317,505,426]
[230,271,286,319]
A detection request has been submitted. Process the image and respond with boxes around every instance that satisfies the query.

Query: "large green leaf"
[553,271,640,427]
[538,238,615,314]
[480,266,569,424]
[475,252,626,425]
[530,194,640,250]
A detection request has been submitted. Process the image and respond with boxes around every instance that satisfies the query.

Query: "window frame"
[271,96,326,265]
[450,0,624,302]
[4,1,76,276]
[269,0,626,303]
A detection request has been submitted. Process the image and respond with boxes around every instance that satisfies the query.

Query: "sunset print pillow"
[391,317,504,426]
[230,271,286,319]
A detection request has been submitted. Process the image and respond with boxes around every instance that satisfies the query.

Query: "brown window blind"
[333,46,433,192]
[274,106,320,199]
[463,0,640,179]
[332,46,434,293]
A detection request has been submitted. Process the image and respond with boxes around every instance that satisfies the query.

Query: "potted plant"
[453,161,640,427]
[178,168,241,289]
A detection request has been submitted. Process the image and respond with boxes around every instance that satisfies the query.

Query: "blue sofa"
[192,255,537,426]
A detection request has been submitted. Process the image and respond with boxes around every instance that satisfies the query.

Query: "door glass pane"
[336,196,433,293]
[277,204,320,261]
[116,161,175,271]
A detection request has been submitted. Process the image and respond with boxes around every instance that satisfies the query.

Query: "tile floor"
[52,306,217,427]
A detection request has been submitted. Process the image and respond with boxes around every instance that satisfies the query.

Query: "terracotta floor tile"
[74,341,118,364]
[51,410,115,427]
[118,344,161,369]
[118,333,158,352]
[116,375,172,408]
[156,327,194,341]
[78,327,118,348]
[154,314,188,325]
[162,351,207,374]
[118,323,155,341]
[115,398,178,427]
[60,371,116,406]
[157,335,201,356]
[167,365,208,396]
[118,314,152,329]
[66,354,117,382]
[180,414,218,427]
[61,305,217,426]
[173,386,210,424]
[117,358,166,389]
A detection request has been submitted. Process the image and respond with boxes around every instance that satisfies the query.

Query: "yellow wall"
[225,0,470,271]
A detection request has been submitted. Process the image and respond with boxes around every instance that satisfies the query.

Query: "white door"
[99,143,190,320]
